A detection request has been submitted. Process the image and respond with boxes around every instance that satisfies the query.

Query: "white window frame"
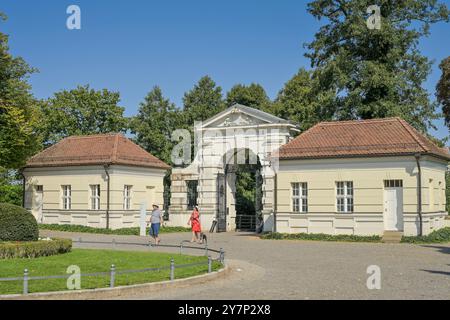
[90,185,101,210]
[61,185,71,210]
[336,181,353,213]
[123,185,132,210]
[292,182,308,213]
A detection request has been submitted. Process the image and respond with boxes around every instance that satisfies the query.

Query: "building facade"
[22,134,170,229]
[168,104,298,232]
[275,118,449,236]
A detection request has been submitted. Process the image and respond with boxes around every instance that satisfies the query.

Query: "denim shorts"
[150,223,160,236]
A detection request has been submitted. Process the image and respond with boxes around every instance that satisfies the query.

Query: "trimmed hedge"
[0,238,72,259]
[39,224,191,235]
[401,227,450,244]
[261,232,382,242]
[0,203,39,242]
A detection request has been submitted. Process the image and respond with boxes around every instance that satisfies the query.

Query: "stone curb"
[0,264,230,300]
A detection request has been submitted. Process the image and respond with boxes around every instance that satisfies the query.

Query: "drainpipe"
[414,154,423,236]
[103,164,111,229]
[273,172,278,233]
[19,169,25,208]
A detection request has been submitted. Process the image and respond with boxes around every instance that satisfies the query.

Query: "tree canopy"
[183,76,225,125]
[0,13,41,169]
[273,68,329,132]
[436,56,450,131]
[39,85,128,146]
[226,83,272,110]
[130,86,182,165]
[304,0,449,132]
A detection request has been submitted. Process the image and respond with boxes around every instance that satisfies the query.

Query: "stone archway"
[220,148,262,232]
[169,104,297,232]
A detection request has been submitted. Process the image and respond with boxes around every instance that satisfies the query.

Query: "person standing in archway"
[188,206,202,243]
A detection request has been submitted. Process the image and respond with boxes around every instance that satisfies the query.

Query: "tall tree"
[226,83,272,110]
[305,0,449,131]
[183,76,225,125]
[130,86,181,165]
[0,168,22,206]
[446,171,450,214]
[436,56,450,130]
[0,13,41,169]
[273,68,335,132]
[39,85,128,146]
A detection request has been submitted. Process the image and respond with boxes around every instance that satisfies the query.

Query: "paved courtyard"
[41,230,450,300]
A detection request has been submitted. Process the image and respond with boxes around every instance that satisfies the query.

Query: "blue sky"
[1,0,449,143]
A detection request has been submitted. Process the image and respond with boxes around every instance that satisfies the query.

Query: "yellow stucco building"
[275,118,449,237]
[22,134,170,229]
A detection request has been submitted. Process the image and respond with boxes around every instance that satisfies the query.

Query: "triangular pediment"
[201,104,290,128]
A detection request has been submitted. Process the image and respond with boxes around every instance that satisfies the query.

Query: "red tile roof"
[25,134,171,170]
[277,118,450,161]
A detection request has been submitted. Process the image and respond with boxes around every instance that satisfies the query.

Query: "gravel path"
[40,230,450,300]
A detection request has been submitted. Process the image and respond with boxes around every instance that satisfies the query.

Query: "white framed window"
[384,180,403,188]
[292,182,308,213]
[123,185,132,210]
[336,181,353,213]
[61,185,71,210]
[90,185,100,210]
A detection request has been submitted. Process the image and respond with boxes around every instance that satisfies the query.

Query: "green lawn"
[39,224,191,235]
[0,249,220,295]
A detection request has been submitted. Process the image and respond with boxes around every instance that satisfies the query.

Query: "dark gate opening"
[216,173,227,232]
[233,152,262,232]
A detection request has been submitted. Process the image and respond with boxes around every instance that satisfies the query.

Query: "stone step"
[382,231,403,243]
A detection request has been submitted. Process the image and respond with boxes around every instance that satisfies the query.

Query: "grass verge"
[0,248,220,295]
[39,224,190,235]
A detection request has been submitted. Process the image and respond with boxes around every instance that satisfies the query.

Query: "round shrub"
[0,203,39,242]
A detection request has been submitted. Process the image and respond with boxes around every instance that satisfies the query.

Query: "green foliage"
[0,168,22,206]
[401,227,450,244]
[0,203,38,241]
[261,232,381,242]
[0,13,41,169]
[183,76,225,124]
[273,68,328,132]
[130,86,182,165]
[39,224,190,235]
[0,238,72,259]
[305,0,450,132]
[226,83,271,110]
[234,155,262,217]
[0,249,220,295]
[446,171,450,213]
[437,56,450,131]
[38,85,128,146]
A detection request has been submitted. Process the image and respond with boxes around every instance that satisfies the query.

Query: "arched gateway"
[168,104,297,232]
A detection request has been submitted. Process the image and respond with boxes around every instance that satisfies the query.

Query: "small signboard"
[139,202,147,237]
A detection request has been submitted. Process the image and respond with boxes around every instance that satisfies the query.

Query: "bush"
[260,232,382,242]
[39,224,191,235]
[0,203,38,242]
[401,227,450,244]
[0,238,72,259]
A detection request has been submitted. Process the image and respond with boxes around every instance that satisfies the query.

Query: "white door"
[383,188,403,231]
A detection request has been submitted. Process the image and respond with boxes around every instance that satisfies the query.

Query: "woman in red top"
[188,206,202,243]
